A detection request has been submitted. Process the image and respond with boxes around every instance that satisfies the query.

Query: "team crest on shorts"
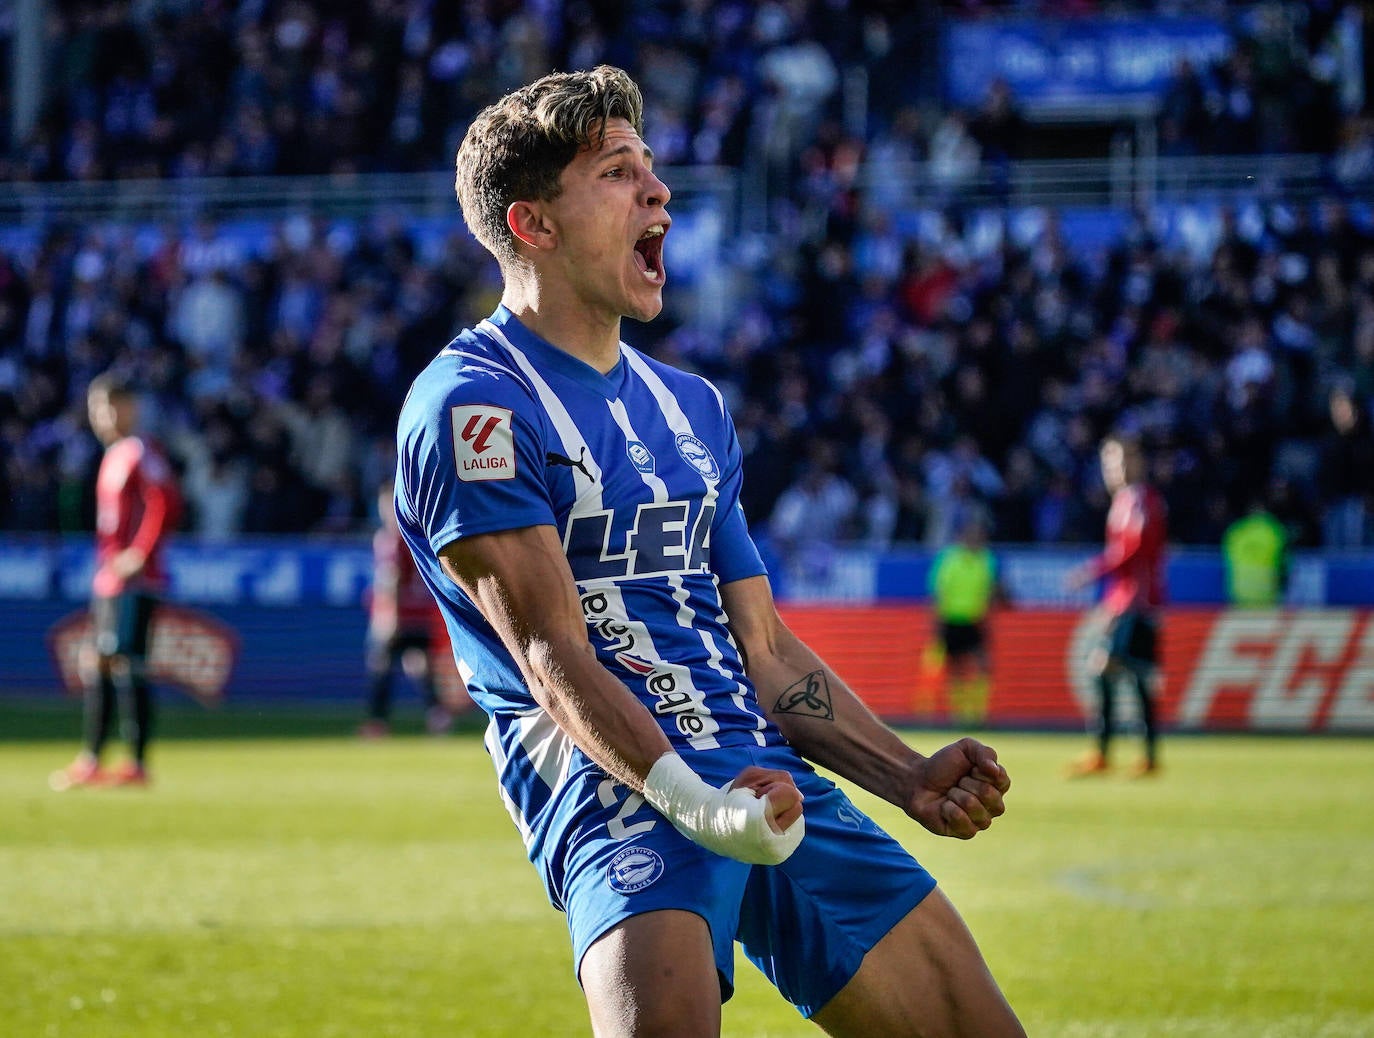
[674,434,718,480]
[607,846,665,894]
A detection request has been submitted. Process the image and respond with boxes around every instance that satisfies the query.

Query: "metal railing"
[0,166,742,228]
[0,154,1351,231]
[854,153,1338,210]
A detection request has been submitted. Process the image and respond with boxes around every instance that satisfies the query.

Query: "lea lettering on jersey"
[564,502,716,581]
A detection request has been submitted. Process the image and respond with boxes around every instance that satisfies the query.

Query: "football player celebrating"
[395,66,1023,1037]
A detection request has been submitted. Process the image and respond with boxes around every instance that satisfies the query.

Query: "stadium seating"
[1,0,1370,549]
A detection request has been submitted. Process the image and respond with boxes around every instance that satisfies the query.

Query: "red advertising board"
[776,606,1374,733]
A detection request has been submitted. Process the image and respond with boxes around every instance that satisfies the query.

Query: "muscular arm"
[724,576,918,802]
[438,524,674,789]
[722,574,1009,839]
[438,526,804,862]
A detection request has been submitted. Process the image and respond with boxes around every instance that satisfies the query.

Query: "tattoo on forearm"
[773,670,834,721]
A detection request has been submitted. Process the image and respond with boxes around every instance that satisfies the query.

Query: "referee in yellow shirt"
[929,512,1006,727]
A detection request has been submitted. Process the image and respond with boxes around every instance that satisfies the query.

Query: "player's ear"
[507,201,554,252]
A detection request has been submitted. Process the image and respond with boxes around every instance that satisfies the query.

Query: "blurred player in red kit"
[359,479,452,738]
[52,372,181,790]
[1066,433,1167,777]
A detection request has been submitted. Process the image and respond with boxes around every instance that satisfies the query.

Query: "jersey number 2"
[597,778,657,841]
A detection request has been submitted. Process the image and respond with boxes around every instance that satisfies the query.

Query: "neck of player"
[502,280,623,375]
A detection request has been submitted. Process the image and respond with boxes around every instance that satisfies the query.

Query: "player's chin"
[623,291,665,323]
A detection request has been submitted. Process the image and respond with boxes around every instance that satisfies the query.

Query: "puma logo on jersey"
[452,405,515,481]
[547,448,594,482]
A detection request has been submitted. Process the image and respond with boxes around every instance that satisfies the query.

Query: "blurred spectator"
[1334,115,1374,184]
[1034,470,1093,545]
[969,77,1023,197]
[767,440,858,584]
[1266,474,1322,549]
[241,460,310,535]
[1158,58,1209,157]
[1318,383,1374,547]
[755,12,839,169]
[275,375,357,510]
[171,265,244,365]
[927,110,981,195]
[182,450,249,541]
[864,107,925,213]
[923,436,1003,547]
[1209,42,1262,155]
[992,447,1037,544]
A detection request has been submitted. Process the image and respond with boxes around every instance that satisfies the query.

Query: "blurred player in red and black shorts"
[52,372,181,790]
[358,479,451,738]
[1066,433,1168,777]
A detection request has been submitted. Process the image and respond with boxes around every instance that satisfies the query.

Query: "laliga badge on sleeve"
[452,404,515,482]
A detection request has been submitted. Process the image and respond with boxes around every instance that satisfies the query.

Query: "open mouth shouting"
[634,222,668,285]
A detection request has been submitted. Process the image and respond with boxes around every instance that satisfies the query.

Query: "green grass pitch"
[2,701,1372,1037]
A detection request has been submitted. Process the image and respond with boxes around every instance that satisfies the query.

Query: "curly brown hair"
[455,65,645,269]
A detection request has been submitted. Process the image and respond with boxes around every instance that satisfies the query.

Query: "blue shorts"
[538,742,937,1018]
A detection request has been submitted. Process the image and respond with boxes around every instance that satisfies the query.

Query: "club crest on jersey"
[626,440,655,474]
[674,433,718,480]
[607,846,665,894]
[451,404,514,482]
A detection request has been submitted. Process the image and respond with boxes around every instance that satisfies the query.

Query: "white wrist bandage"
[641,752,805,865]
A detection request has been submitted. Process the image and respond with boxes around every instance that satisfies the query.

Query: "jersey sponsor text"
[564,501,715,581]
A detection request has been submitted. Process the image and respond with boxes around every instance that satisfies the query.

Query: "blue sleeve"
[396,368,556,555]
[706,401,767,584]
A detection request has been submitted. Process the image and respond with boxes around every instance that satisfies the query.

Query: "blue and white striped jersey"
[395,307,783,848]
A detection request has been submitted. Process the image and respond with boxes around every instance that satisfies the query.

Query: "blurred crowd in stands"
[729,197,1374,560]
[7,1,1373,182]
[0,0,1372,552]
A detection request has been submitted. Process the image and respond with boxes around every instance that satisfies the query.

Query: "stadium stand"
[0,0,1371,551]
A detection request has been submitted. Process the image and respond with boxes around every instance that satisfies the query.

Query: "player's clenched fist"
[905,737,1010,841]
[643,753,806,864]
[728,765,804,834]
